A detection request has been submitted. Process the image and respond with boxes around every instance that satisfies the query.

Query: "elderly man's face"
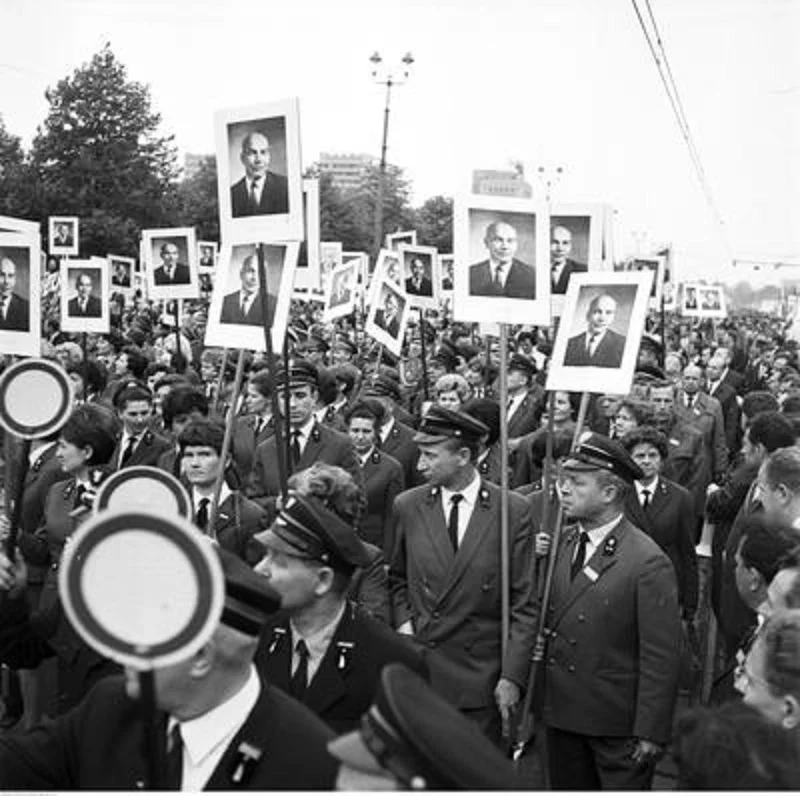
[77,275,92,297]
[240,133,270,180]
[0,260,16,298]
[550,226,572,265]
[410,259,424,279]
[682,366,703,395]
[587,296,616,333]
[485,223,518,265]
[161,244,179,267]
[384,294,399,317]
[240,258,259,294]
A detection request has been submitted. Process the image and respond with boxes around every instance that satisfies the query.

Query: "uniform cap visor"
[327,731,384,776]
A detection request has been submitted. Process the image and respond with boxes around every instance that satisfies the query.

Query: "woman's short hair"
[60,404,119,466]
[434,373,470,403]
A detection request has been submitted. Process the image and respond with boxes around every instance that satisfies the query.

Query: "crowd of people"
[0,281,798,789]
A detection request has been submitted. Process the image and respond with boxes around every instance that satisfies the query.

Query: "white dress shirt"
[576,513,624,565]
[635,478,659,506]
[290,601,347,683]
[172,664,260,791]
[291,417,315,456]
[507,391,526,420]
[440,471,481,546]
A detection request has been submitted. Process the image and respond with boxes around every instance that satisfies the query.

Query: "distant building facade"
[472,168,533,198]
[320,153,375,191]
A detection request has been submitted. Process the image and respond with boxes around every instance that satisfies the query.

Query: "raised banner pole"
[417,308,430,402]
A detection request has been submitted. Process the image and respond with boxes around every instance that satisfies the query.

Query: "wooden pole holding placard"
[172,300,181,361]
[255,244,289,500]
[281,336,293,479]
[207,349,246,536]
[4,438,31,559]
[417,308,430,402]
[497,325,511,672]
[139,668,164,789]
[212,348,230,416]
[81,333,89,397]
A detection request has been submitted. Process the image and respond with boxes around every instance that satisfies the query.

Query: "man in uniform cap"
[506,353,544,445]
[329,663,521,790]
[542,432,682,790]
[248,361,361,517]
[387,405,537,744]
[254,493,426,733]
[0,547,338,790]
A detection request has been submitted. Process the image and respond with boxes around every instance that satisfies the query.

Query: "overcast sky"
[1,0,798,278]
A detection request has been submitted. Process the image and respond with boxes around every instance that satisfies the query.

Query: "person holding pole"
[386,405,537,746]
[541,433,682,789]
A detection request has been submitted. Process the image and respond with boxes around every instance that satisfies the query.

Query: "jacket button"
[432,610,441,619]
[548,657,555,665]
[577,614,586,622]
[568,665,575,673]
[569,639,576,646]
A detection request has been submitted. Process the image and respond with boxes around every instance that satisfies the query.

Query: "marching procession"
[0,1,798,790]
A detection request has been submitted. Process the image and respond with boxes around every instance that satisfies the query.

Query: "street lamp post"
[369,51,414,259]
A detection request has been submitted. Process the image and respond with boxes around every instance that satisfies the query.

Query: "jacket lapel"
[419,487,456,571]
[298,423,323,469]
[304,606,353,715]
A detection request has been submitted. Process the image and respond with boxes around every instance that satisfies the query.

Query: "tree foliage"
[414,194,453,253]
[174,155,219,242]
[29,45,178,256]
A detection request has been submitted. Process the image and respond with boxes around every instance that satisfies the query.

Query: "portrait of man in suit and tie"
[110,259,131,288]
[0,255,30,332]
[373,287,404,339]
[329,268,353,308]
[564,291,627,369]
[550,224,588,295]
[403,254,434,297]
[67,270,102,318]
[53,223,74,248]
[468,221,536,299]
[230,130,289,218]
[219,251,276,327]
[152,241,191,285]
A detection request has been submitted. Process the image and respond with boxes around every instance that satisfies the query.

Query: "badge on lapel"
[478,488,491,508]
[230,742,262,785]
[267,627,286,655]
[336,640,355,671]
[603,536,618,557]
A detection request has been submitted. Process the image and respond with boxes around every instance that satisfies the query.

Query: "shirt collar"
[441,469,481,507]
[192,483,231,508]
[380,417,396,443]
[29,440,58,468]
[293,417,315,440]
[578,513,624,547]
[290,601,346,661]
[175,665,260,771]
[635,478,658,499]
[359,446,376,466]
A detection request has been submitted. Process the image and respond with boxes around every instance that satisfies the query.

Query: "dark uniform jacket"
[378,418,419,486]
[542,517,681,745]
[213,491,269,566]
[256,602,427,734]
[388,479,537,709]
[661,418,709,518]
[0,674,337,790]
[476,442,505,485]
[507,388,543,441]
[358,448,405,549]
[624,477,699,617]
[112,428,172,471]
[674,391,728,483]
[230,412,277,480]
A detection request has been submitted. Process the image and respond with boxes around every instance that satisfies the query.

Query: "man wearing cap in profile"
[248,361,361,517]
[254,493,426,734]
[387,405,537,745]
[542,433,682,790]
[506,353,544,445]
[328,663,521,790]
[0,547,338,790]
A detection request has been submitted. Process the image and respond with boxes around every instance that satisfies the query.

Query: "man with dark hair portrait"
[230,131,289,217]
[405,256,433,297]
[152,242,191,285]
[550,224,587,294]
[468,221,536,299]
[111,261,131,288]
[685,286,698,310]
[199,245,215,268]
[53,222,74,248]
[564,292,627,368]
[374,289,402,338]
[220,252,275,326]
[67,271,102,318]
[0,256,30,331]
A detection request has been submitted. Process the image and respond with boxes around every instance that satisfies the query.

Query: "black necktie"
[120,435,137,467]
[290,639,310,700]
[447,494,463,550]
[254,416,264,438]
[641,488,651,510]
[195,498,210,531]
[250,178,261,212]
[164,723,183,790]
[73,484,87,510]
[687,394,695,408]
[571,531,589,581]
[290,430,302,467]
[587,333,599,355]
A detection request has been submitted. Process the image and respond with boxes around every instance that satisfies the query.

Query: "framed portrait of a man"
[215,98,303,244]
[439,254,454,294]
[681,282,726,319]
[60,260,109,333]
[108,255,135,295]
[342,252,369,297]
[454,194,550,326]
[204,241,299,353]
[375,249,402,289]
[323,259,358,322]
[198,242,218,270]
[292,179,321,294]
[628,256,665,306]
[48,216,79,258]
[397,244,439,310]
[0,233,41,356]
[142,227,199,301]
[365,277,409,357]
[547,270,653,395]
[385,230,417,251]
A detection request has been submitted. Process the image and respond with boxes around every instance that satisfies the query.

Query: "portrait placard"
[293,179,321,294]
[546,270,653,395]
[375,248,403,290]
[215,98,303,244]
[204,241,299,353]
[342,252,369,297]
[454,194,550,326]
[108,254,135,296]
[48,216,79,257]
[142,227,199,301]
[397,244,439,310]
[0,233,41,356]
[197,241,218,269]
[681,282,726,319]
[439,254,454,294]
[323,259,358,322]
[627,256,665,306]
[364,276,409,357]
[386,230,417,251]
[60,260,110,333]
